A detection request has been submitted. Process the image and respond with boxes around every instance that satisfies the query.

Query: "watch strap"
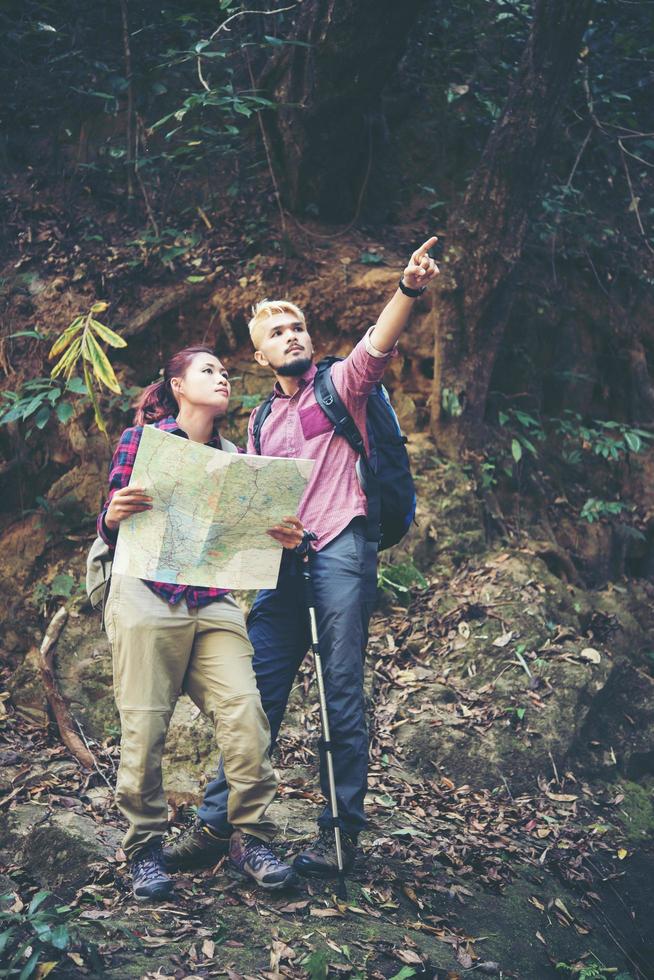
[398,277,426,298]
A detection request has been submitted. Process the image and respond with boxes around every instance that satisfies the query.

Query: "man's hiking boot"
[130,843,173,901]
[162,818,230,871]
[229,831,297,890]
[293,827,357,878]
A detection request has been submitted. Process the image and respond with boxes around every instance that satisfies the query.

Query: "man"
[164,238,439,877]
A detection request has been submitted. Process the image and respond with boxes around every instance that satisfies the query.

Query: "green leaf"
[34,405,51,429]
[304,950,329,980]
[7,330,45,340]
[388,969,417,980]
[55,401,74,424]
[185,275,206,283]
[83,362,107,435]
[441,387,463,418]
[49,924,69,950]
[50,337,83,380]
[511,439,522,463]
[89,320,127,349]
[50,574,75,598]
[65,377,87,395]
[48,318,84,360]
[18,947,41,980]
[82,331,121,394]
[624,431,641,453]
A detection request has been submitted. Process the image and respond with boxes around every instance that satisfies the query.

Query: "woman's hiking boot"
[162,818,230,871]
[130,842,173,901]
[293,827,357,878]
[228,831,297,890]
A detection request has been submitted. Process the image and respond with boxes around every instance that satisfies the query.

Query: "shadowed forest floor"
[2,572,653,979]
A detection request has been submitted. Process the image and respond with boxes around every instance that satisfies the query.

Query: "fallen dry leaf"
[580,647,601,663]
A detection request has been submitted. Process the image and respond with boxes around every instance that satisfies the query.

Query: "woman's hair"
[133,345,216,426]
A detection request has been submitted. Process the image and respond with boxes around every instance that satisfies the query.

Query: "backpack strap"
[314,361,381,544]
[252,394,275,455]
[314,361,367,459]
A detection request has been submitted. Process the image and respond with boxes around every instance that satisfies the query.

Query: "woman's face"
[172,353,231,416]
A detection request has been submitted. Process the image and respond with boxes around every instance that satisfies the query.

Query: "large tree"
[430,0,594,457]
[258,0,425,221]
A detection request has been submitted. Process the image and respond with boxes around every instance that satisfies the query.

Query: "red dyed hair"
[133,345,217,425]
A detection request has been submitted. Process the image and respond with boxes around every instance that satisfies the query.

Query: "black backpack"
[251,357,416,550]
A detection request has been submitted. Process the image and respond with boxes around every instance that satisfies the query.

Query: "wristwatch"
[398,277,427,298]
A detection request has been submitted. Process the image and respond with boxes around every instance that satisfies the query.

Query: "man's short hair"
[248,299,305,348]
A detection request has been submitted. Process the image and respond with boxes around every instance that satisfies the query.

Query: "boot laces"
[242,836,283,872]
[133,848,165,879]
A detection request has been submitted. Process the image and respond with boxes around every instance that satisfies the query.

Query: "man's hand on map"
[105,484,153,531]
[267,515,305,550]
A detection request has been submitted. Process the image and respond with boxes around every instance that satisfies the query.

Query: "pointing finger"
[414,236,438,261]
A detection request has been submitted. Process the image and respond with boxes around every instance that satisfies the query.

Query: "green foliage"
[553,411,652,463]
[0,889,80,979]
[0,376,86,438]
[30,572,84,614]
[499,408,545,462]
[48,301,127,435]
[378,560,428,599]
[580,498,627,524]
[0,301,126,441]
[302,950,329,980]
[441,387,463,418]
[495,406,651,474]
[555,953,632,980]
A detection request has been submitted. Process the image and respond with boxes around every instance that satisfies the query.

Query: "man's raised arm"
[369,236,440,354]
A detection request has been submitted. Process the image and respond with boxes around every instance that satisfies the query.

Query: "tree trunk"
[259,0,424,220]
[431,0,594,457]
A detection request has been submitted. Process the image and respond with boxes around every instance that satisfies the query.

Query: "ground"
[2,543,653,978]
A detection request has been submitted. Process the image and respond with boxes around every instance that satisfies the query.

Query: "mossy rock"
[0,805,121,900]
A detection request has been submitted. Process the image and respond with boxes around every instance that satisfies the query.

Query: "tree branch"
[38,607,96,771]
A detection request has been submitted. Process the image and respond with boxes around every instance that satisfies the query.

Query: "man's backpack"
[251,357,416,550]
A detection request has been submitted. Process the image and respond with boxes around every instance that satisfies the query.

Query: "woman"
[97,344,303,901]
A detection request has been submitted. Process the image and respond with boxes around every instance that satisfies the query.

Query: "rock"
[0,515,47,628]
[47,460,107,530]
[577,661,654,780]
[6,647,49,725]
[397,653,612,793]
[0,804,121,899]
[392,550,650,793]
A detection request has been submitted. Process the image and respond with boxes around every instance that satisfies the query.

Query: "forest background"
[0,2,653,979]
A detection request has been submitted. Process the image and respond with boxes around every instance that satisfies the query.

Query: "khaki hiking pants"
[104,573,277,859]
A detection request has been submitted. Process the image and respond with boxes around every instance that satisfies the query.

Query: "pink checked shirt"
[247,328,394,551]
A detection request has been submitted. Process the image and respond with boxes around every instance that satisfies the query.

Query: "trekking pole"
[296,531,348,901]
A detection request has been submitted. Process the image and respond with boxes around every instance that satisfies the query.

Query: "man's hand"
[402,236,439,291]
[267,515,305,550]
[105,484,153,531]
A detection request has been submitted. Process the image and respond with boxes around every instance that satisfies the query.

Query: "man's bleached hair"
[248,299,305,348]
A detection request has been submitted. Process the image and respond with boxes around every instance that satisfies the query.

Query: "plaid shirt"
[97,416,235,607]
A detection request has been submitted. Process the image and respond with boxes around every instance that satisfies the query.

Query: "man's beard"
[276,355,313,377]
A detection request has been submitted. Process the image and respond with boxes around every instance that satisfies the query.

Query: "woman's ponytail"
[133,378,177,425]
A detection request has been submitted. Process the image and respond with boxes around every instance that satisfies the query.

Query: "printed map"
[112,425,313,589]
